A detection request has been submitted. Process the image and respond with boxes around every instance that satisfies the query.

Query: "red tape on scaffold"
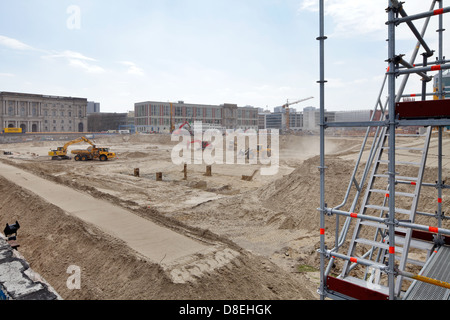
[431,65,442,71]
[429,226,439,233]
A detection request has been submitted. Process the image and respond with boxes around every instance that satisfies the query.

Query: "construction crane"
[282,96,314,131]
[170,103,175,133]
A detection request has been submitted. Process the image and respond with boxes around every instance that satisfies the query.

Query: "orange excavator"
[174,121,211,150]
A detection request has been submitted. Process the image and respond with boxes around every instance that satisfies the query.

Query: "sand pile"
[168,156,354,274]
[121,151,149,159]
[0,174,316,300]
[257,156,356,231]
[179,151,450,278]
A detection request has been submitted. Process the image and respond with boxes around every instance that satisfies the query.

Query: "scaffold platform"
[404,245,450,300]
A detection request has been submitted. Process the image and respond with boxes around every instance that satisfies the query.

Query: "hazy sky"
[0,0,448,112]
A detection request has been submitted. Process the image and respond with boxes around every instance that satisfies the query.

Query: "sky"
[0,0,448,113]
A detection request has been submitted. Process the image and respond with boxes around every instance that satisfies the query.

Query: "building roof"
[0,91,87,101]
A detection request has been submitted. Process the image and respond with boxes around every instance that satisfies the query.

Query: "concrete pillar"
[205,165,212,176]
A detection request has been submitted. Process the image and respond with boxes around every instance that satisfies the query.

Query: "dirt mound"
[121,151,149,159]
[166,155,363,278]
[0,175,315,300]
[258,156,356,230]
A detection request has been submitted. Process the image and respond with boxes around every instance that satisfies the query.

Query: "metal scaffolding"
[318,0,450,300]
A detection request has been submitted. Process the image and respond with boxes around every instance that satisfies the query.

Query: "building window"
[8,107,13,116]
[196,108,203,120]
[186,107,193,118]
[151,105,160,116]
[135,105,142,117]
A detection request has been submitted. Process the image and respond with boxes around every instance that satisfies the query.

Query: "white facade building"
[0,92,88,133]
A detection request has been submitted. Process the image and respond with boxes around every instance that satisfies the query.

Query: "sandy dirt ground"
[0,131,449,300]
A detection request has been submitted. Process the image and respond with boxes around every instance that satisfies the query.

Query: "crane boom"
[282,97,314,131]
[283,96,314,108]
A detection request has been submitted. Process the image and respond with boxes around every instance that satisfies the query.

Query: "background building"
[434,72,450,99]
[87,101,101,114]
[265,112,283,130]
[289,111,303,130]
[236,106,259,130]
[261,109,303,131]
[123,111,136,133]
[87,112,128,132]
[0,91,88,133]
[134,100,258,133]
[334,110,372,123]
[303,106,335,132]
[258,111,270,130]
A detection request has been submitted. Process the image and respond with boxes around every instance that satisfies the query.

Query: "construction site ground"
[1,131,449,300]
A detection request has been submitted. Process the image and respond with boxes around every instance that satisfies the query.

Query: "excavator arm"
[62,136,95,153]
[179,121,194,137]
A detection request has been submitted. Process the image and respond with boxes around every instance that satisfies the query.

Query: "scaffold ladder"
[340,126,433,296]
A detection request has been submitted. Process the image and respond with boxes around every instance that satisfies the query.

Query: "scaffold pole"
[318,0,327,301]
[387,0,397,300]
